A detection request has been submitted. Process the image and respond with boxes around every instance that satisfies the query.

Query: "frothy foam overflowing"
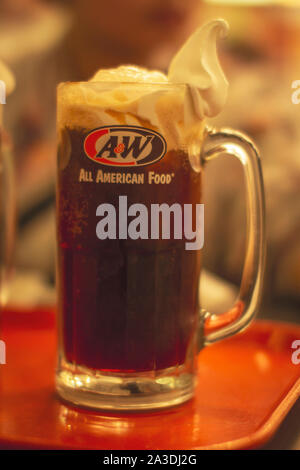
[168,19,229,120]
[57,19,228,150]
[91,65,168,84]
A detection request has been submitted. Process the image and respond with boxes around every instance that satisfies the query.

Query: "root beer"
[57,120,203,371]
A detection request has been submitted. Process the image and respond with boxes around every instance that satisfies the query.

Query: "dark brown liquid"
[57,128,202,372]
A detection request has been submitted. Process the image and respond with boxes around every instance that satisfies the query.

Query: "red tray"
[0,308,299,450]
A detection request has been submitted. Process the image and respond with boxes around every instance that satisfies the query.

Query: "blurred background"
[0,0,299,321]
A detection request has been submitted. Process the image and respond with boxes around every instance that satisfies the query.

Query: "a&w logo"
[84,125,166,167]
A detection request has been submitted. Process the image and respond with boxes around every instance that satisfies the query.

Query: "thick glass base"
[56,360,196,411]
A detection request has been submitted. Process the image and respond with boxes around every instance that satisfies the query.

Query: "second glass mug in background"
[0,119,15,308]
[56,82,265,410]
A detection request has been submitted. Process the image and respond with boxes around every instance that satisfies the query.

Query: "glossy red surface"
[0,308,299,449]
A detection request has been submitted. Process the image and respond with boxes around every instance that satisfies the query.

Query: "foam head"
[57,19,228,150]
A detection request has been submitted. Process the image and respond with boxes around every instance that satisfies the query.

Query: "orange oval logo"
[84,126,167,167]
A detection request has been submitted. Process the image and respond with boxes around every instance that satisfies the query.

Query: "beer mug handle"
[200,128,265,345]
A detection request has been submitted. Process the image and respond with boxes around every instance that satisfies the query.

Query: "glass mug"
[56,82,265,410]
